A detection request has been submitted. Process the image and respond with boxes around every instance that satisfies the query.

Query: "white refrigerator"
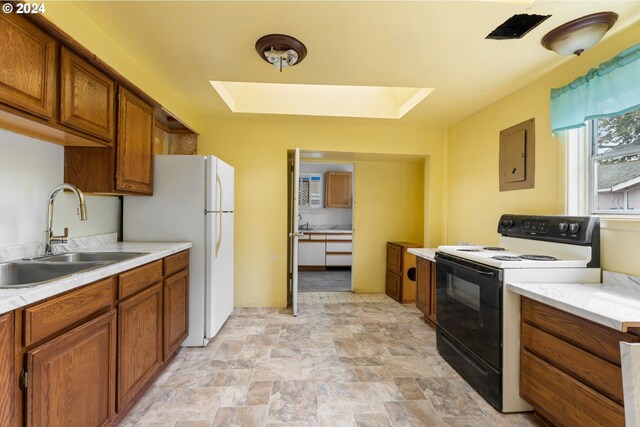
[123,155,234,347]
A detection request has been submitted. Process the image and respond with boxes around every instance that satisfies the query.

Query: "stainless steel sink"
[36,252,148,263]
[0,261,106,288]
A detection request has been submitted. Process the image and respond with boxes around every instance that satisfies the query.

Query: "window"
[590,109,640,214]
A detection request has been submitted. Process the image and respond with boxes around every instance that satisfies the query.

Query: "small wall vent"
[486,14,551,40]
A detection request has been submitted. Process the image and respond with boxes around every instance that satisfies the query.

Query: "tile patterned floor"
[299,270,352,293]
[119,294,545,427]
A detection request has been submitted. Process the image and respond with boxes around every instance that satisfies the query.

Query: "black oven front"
[435,252,504,410]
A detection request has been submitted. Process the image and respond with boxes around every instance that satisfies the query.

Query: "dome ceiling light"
[541,12,618,56]
[255,34,307,72]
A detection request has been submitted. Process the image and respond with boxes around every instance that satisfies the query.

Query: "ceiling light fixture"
[541,12,618,56]
[255,34,307,72]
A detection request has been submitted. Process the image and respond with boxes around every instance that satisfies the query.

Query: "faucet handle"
[62,227,68,238]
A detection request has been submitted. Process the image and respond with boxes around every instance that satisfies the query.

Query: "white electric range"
[434,215,601,413]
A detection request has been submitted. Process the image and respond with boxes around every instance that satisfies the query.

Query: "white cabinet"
[326,242,352,252]
[326,254,352,266]
[299,241,326,266]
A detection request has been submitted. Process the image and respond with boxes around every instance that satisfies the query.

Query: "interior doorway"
[297,161,354,293]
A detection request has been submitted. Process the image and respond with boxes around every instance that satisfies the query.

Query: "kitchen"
[1,1,640,426]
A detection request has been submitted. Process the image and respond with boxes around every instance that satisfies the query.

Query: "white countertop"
[408,248,437,262]
[507,271,640,332]
[0,241,191,315]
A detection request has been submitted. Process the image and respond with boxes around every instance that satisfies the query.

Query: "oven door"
[435,253,503,369]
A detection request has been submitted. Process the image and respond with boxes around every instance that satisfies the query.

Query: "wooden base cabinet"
[164,270,189,359]
[27,310,116,427]
[415,257,436,324]
[520,297,639,427]
[117,283,163,412]
[8,250,189,427]
[385,242,420,303]
[0,312,16,427]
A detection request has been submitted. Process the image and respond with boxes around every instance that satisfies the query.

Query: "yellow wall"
[447,22,640,275]
[198,118,442,306]
[36,2,445,307]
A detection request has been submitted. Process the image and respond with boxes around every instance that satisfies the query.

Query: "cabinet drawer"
[326,242,352,253]
[309,234,326,241]
[522,297,640,365]
[522,322,623,405]
[520,349,624,427]
[164,250,189,277]
[327,234,352,240]
[326,254,352,266]
[118,260,163,300]
[24,277,114,347]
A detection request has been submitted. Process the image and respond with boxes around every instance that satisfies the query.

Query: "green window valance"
[550,43,640,133]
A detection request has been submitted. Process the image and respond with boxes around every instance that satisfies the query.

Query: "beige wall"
[198,118,443,306]
[447,22,640,275]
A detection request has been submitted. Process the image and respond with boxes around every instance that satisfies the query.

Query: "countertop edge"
[0,241,192,315]
[407,248,437,262]
[506,282,632,332]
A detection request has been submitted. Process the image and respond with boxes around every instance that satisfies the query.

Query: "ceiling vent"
[486,14,551,40]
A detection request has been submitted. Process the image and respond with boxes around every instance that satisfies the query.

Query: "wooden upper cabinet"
[116,87,154,194]
[0,312,16,427]
[325,171,352,208]
[59,47,115,143]
[0,13,56,120]
[27,310,116,427]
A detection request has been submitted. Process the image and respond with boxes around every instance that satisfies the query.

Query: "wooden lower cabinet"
[117,283,163,411]
[0,312,15,427]
[520,297,636,427]
[164,270,189,359]
[27,310,116,427]
[415,257,436,324]
[385,242,420,303]
[7,251,189,426]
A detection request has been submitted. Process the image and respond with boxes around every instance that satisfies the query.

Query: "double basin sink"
[0,252,148,289]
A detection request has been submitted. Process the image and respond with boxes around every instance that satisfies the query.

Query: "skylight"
[210,81,433,119]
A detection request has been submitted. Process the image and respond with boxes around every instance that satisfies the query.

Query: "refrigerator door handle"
[215,173,223,257]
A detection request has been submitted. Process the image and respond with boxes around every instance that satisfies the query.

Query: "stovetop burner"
[457,248,483,252]
[520,254,559,261]
[483,247,505,251]
[491,256,522,261]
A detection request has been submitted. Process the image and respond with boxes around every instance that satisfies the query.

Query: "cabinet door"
[0,13,56,119]
[415,257,429,316]
[164,270,189,360]
[299,241,326,266]
[385,271,401,302]
[0,312,15,427]
[386,243,402,274]
[428,262,436,322]
[27,310,116,427]
[118,283,163,411]
[116,87,154,194]
[60,47,115,142]
[325,172,352,208]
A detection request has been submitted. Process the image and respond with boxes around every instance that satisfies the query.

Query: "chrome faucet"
[44,183,88,256]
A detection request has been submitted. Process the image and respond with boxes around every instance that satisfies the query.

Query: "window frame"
[589,116,640,216]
